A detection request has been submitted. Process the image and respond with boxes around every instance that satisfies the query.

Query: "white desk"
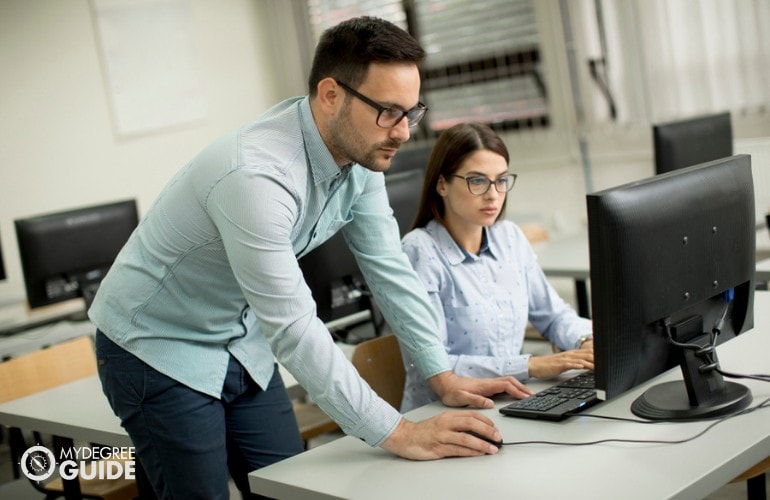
[533,232,591,317]
[248,292,770,500]
[0,376,131,448]
[0,319,95,360]
[0,298,85,336]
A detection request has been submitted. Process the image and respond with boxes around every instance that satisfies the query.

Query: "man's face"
[326,63,422,172]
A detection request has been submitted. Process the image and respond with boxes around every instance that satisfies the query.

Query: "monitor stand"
[631,379,751,420]
[632,317,752,420]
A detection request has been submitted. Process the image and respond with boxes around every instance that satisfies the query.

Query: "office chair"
[291,401,339,449]
[0,336,137,500]
[351,334,406,411]
[291,334,407,448]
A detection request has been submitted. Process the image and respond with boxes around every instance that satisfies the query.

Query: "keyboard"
[499,372,599,421]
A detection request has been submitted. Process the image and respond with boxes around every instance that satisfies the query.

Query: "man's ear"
[315,77,343,114]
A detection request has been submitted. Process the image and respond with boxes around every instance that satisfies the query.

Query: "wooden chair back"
[351,334,406,411]
[0,336,97,403]
[0,336,137,500]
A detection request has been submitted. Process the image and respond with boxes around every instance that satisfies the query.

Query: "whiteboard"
[91,0,208,136]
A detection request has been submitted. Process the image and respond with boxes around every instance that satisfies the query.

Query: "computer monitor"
[653,112,732,175]
[387,144,432,176]
[587,154,755,421]
[14,199,139,309]
[0,232,6,282]
[382,169,424,235]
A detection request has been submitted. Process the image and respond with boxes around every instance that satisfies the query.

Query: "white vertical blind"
[583,0,770,124]
[306,0,548,137]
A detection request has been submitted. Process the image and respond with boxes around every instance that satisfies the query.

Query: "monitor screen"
[587,154,755,421]
[653,112,732,175]
[14,199,139,309]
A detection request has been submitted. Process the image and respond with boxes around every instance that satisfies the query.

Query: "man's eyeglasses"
[335,80,427,129]
[452,174,517,195]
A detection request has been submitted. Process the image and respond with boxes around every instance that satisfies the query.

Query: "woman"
[400,122,594,412]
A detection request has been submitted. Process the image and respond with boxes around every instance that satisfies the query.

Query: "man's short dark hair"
[308,16,425,96]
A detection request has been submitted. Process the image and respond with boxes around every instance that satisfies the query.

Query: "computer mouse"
[465,431,503,449]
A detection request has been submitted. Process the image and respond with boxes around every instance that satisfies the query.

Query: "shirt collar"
[298,97,348,186]
[426,220,499,266]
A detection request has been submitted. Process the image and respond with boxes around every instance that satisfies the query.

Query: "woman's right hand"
[527,347,594,379]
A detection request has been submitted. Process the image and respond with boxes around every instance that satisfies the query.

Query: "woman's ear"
[436,175,449,197]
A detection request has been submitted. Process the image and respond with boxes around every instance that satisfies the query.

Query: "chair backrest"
[351,334,406,411]
[0,336,97,403]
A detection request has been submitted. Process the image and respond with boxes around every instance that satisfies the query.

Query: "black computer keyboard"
[499,372,599,421]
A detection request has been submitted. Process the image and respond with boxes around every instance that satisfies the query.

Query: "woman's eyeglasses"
[452,174,517,195]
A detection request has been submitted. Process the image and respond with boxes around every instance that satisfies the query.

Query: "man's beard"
[327,107,401,172]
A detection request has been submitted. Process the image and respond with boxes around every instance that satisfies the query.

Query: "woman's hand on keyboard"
[528,348,594,379]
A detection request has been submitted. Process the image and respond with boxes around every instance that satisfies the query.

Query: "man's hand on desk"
[427,371,533,409]
[380,410,501,459]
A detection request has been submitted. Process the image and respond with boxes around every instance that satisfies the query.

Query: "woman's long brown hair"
[410,122,510,230]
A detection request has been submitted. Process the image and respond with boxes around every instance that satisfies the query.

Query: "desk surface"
[533,231,590,279]
[0,376,132,448]
[248,292,770,500]
[0,298,85,336]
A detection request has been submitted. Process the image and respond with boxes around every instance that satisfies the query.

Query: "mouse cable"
[500,396,770,447]
[717,368,770,382]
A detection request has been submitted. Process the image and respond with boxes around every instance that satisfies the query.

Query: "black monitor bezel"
[14,199,138,309]
[0,232,6,282]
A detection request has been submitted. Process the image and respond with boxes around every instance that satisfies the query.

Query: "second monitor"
[653,111,732,175]
[15,199,139,310]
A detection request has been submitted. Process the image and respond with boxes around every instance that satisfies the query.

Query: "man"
[90,16,532,499]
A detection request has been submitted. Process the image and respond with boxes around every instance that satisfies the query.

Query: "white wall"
[0,0,284,302]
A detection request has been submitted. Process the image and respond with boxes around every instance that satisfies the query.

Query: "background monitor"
[299,168,424,338]
[653,111,732,175]
[387,144,432,176]
[587,154,755,420]
[15,199,139,309]
[0,232,6,282]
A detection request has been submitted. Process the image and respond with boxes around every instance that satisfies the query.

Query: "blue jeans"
[95,331,304,499]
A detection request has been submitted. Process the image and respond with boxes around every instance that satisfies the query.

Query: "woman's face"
[437,149,510,233]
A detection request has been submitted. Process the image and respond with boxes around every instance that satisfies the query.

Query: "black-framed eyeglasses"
[335,80,427,129]
[452,173,517,195]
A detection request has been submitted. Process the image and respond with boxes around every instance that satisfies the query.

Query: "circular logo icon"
[20,445,56,482]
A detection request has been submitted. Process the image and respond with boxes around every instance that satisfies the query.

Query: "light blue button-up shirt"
[89,97,447,446]
[400,219,592,411]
